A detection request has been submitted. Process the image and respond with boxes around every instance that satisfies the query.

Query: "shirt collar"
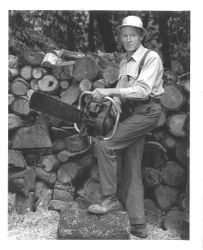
[124,44,145,62]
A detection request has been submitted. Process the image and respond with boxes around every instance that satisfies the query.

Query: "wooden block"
[161,161,186,187]
[11,125,52,149]
[35,167,57,186]
[8,114,25,130]
[9,168,36,196]
[163,208,185,231]
[10,78,29,96]
[8,150,27,170]
[11,96,31,116]
[64,134,88,153]
[167,113,188,137]
[154,184,179,211]
[35,181,53,210]
[52,188,74,202]
[143,167,161,188]
[48,200,71,212]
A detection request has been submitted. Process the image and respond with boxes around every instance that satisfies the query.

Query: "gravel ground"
[8,209,182,240]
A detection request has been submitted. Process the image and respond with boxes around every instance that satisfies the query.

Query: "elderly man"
[88,16,164,238]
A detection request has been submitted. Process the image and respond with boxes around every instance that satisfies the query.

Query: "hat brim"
[116,24,147,34]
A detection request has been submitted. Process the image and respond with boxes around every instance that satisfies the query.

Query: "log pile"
[8,49,189,238]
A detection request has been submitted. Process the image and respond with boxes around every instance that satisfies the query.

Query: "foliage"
[9,10,190,76]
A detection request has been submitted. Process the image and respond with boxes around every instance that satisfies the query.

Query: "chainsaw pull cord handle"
[74,91,120,141]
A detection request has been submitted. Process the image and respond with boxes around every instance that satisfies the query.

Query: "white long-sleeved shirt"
[116,44,164,100]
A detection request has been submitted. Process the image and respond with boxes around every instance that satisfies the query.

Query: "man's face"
[120,26,143,52]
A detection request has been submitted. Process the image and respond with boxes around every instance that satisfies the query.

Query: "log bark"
[59,49,85,60]
[10,78,29,96]
[162,133,178,150]
[72,57,98,82]
[35,167,57,186]
[154,184,179,211]
[60,83,81,105]
[103,65,119,86]
[11,124,52,149]
[160,84,186,111]
[143,167,161,188]
[38,75,59,93]
[8,114,25,130]
[20,65,33,80]
[142,141,168,169]
[52,139,66,153]
[11,96,31,116]
[161,161,186,187]
[167,113,188,137]
[52,61,75,80]
[22,49,44,66]
[8,149,27,170]
[57,162,82,185]
[64,134,88,153]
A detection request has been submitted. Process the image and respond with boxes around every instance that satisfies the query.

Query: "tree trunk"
[64,134,88,153]
[88,12,95,52]
[60,80,70,90]
[52,188,74,202]
[52,61,75,80]
[30,79,39,91]
[94,11,117,52]
[35,181,53,210]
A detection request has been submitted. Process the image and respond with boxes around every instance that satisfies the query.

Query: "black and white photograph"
[2,1,203,248]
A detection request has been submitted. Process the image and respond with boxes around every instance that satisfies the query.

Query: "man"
[87,16,164,238]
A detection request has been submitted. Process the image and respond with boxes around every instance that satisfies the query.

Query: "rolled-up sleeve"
[118,52,164,99]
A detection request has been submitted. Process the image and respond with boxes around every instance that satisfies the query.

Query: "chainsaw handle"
[74,91,120,141]
[102,96,120,141]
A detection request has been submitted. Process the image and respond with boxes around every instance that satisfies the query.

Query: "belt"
[123,97,160,107]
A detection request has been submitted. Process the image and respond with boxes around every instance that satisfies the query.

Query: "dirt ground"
[8,209,183,240]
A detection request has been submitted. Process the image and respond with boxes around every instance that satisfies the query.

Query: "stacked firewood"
[8,49,189,236]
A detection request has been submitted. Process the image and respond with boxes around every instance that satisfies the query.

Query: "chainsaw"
[29,91,120,141]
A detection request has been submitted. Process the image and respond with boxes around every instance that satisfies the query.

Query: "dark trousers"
[94,102,161,225]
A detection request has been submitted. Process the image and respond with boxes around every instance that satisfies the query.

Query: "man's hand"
[91,88,111,102]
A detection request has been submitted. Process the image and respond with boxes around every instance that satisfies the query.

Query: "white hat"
[117,16,146,33]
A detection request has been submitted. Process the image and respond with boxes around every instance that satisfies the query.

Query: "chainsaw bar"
[29,91,83,124]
